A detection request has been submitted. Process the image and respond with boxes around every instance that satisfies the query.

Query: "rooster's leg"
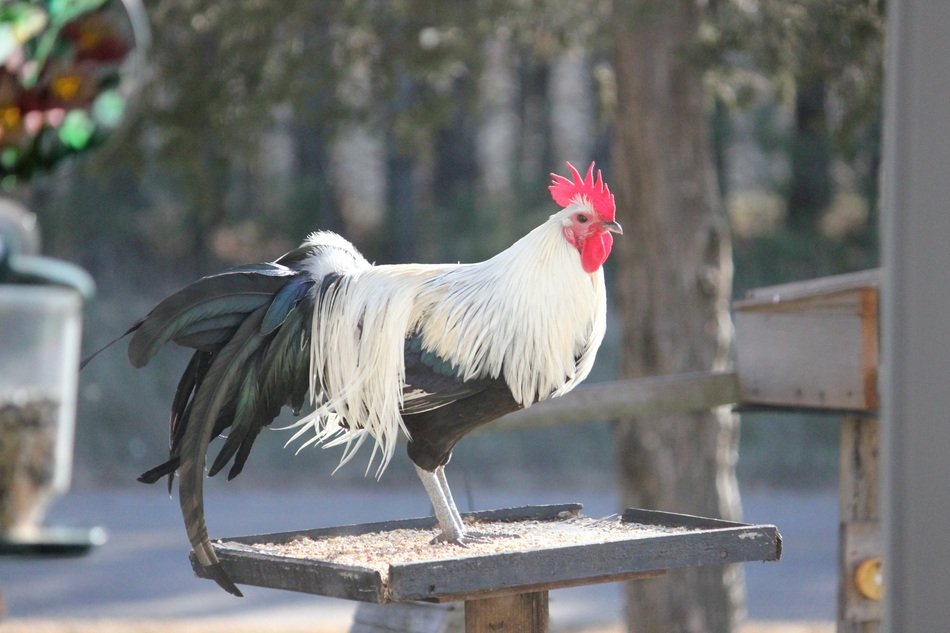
[436,466,496,543]
[414,463,467,544]
[435,465,465,528]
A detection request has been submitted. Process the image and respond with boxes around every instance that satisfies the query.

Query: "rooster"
[122,162,620,596]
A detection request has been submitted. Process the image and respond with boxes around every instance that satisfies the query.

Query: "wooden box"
[734,269,880,412]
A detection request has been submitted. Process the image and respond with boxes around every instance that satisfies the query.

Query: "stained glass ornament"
[0,0,148,186]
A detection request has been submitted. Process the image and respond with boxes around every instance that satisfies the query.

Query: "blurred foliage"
[696,0,884,295]
[732,229,878,297]
[699,0,884,156]
[31,0,616,270]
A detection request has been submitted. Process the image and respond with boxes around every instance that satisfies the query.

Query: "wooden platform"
[192,504,782,603]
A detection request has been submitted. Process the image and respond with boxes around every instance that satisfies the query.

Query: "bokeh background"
[1,0,885,630]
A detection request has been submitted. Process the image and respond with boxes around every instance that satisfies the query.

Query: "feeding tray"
[192,503,781,603]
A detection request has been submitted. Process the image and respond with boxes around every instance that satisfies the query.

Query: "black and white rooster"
[122,162,620,595]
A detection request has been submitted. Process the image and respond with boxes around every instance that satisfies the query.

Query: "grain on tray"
[243,515,692,577]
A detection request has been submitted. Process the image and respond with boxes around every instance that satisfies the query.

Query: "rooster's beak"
[602,220,623,235]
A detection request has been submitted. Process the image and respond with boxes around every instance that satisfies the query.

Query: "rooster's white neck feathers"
[285,215,607,476]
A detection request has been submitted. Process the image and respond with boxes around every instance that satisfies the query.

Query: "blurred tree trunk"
[182,145,229,274]
[329,59,387,243]
[411,142,441,263]
[257,104,296,218]
[329,123,386,242]
[549,47,595,168]
[476,28,519,246]
[610,2,744,633]
[519,63,548,183]
[787,76,832,233]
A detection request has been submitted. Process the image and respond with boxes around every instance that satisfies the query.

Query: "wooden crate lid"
[734,268,880,312]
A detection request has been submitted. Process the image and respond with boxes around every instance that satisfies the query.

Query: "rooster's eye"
[577,214,588,224]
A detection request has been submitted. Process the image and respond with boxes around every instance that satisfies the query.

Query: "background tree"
[611,1,742,632]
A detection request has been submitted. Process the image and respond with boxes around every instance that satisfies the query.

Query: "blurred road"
[0,481,836,628]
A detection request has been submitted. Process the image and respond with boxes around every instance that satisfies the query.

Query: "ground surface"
[0,483,837,630]
[0,620,834,633]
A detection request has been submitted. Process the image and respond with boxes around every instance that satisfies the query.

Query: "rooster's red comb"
[549,161,615,221]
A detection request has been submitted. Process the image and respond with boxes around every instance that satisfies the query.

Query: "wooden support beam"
[839,416,881,632]
[489,370,740,432]
[465,592,548,633]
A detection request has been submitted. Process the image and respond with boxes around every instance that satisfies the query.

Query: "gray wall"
[881,1,950,631]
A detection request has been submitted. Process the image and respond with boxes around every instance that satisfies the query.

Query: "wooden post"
[839,415,881,632]
[465,592,549,633]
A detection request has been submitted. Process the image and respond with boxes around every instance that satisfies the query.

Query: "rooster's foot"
[431,528,522,546]
[431,529,490,546]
